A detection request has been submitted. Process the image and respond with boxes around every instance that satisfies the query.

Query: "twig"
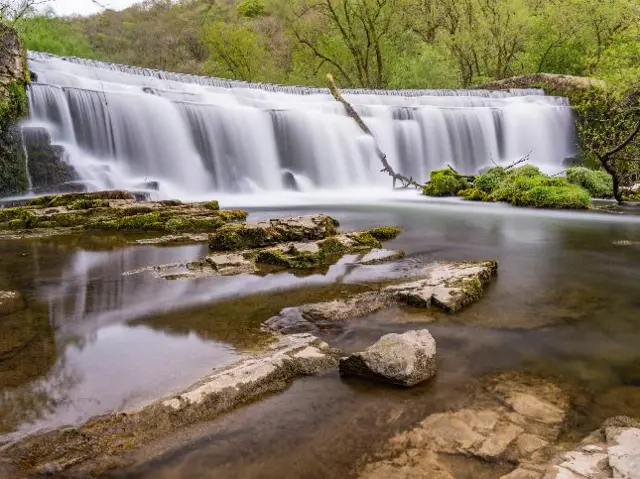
[326,73,423,189]
[504,152,532,171]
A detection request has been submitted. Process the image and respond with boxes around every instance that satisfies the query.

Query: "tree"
[284,0,404,89]
[574,85,640,203]
[1,0,48,25]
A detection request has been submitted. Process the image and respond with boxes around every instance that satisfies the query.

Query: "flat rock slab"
[543,418,640,479]
[161,333,338,411]
[264,260,499,333]
[359,372,571,478]
[264,292,388,334]
[384,260,498,312]
[4,334,340,477]
[339,329,437,387]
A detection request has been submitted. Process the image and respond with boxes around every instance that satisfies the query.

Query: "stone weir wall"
[0,22,29,197]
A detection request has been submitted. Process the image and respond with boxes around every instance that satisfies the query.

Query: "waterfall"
[25,51,577,198]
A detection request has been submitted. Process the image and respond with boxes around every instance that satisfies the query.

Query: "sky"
[49,0,137,16]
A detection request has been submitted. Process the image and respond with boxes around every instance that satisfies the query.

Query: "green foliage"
[389,44,460,89]
[15,15,99,59]
[237,0,266,19]
[0,80,29,196]
[462,165,592,209]
[474,167,507,193]
[204,200,220,211]
[566,167,614,198]
[422,169,469,197]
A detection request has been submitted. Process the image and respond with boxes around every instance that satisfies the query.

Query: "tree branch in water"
[326,73,423,189]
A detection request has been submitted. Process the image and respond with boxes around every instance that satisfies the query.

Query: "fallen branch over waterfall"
[326,74,424,189]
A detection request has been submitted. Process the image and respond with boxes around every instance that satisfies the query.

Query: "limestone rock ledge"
[2,333,340,477]
[265,260,498,333]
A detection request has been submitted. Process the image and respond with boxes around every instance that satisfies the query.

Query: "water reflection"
[0,203,639,446]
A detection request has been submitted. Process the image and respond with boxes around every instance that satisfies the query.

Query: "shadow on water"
[1,201,640,477]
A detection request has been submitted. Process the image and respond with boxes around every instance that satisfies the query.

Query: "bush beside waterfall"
[424,165,592,209]
[566,167,614,198]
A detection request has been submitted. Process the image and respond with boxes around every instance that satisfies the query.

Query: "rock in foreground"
[339,330,437,387]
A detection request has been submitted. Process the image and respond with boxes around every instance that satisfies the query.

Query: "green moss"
[28,191,134,208]
[350,232,382,248]
[474,167,506,193]
[458,188,489,201]
[165,217,225,233]
[159,200,182,207]
[90,212,166,231]
[456,165,592,210]
[422,169,470,197]
[216,209,248,221]
[209,224,248,250]
[319,237,348,254]
[0,81,29,196]
[254,249,292,267]
[203,200,220,211]
[368,226,401,241]
[67,199,110,210]
[566,167,614,198]
[514,184,591,209]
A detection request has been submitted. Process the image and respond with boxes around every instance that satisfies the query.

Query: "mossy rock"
[319,237,349,255]
[350,232,382,248]
[203,200,220,211]
[28,191,134,208]
[566,167,613,198]
[474,167,506,193]
[67,199,110,210]
[422,169,470,197]
[368,226,401,241]
[458,188,489,201]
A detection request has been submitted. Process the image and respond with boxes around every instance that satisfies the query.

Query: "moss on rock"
[368,226,401,241]
[422,169,470,197]
[458,165,592,209]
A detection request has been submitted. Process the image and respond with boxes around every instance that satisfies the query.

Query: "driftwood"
[326,74,423,189]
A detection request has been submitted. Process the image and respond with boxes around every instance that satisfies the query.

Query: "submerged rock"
[265,260,499,333]
[359,372,571,478]
[339,330,437,387]
[543,417,640,479]
[0,290,23,316]
[264,292,388,334]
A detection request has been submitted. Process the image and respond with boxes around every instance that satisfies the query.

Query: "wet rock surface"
[265,261,498,333]
[0,290,23,316]
[542,417,640,479]
[2,333,339,477]
[384,260,498,312]
[339,329,437,387]
[359,372,571,478]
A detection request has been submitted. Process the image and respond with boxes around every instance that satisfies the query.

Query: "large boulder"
[339,329,437,387]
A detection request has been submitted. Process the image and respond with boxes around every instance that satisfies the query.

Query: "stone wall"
[0,23,29,197]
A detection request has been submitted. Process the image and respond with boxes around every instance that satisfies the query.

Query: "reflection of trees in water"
[0,356,79,436]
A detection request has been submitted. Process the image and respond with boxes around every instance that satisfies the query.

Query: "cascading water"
[25,51,576,199]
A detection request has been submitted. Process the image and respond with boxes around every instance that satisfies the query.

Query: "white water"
[25,52,577,200]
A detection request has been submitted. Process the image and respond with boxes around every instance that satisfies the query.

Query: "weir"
[24,52,576,198]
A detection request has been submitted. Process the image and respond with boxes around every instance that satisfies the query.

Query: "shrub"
[566,167,614,198]
[474,167,506,193]
[422,169,469,196]
[515,185,591,209]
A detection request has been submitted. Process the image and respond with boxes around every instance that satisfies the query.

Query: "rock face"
[339,330,437,387]
[0,290,24,316]
[542,417,640,479]
[0,24,29,197]
[22,126,79,191]
[359,372,571,478]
